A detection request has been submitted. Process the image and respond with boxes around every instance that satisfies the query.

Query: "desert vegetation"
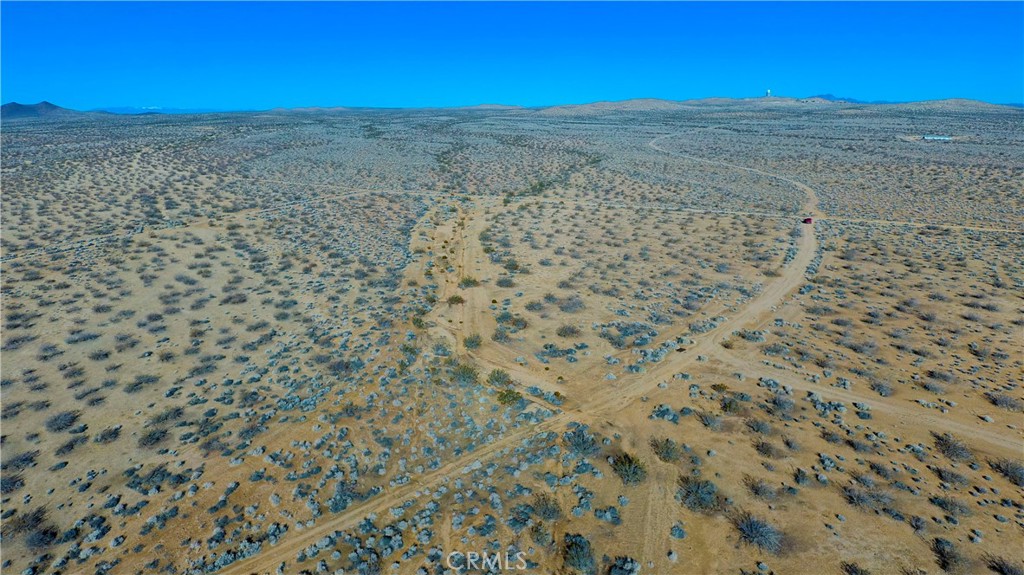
[1,100,1020,574]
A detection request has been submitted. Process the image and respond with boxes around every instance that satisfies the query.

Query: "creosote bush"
[650,437,681,462]
[609,452,647,485]
[45,410,81,433]
[497,389,522,405]
[563,427,599,457]
[990,458,1024,487]
[733,511,784,554]
[931,537,968,574]
[533,493,562,521]
[677,476,723,513]
[933,432,974,462]
[563,533,596,574]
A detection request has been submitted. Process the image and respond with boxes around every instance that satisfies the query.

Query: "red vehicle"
[802,217,814,224]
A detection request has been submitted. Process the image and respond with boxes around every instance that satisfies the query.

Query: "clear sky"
[2,2,1022,110]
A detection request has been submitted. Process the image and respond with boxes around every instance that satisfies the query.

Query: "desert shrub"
[933,433,974,462]
[446,294,465,305]
[530,523,553,547]
[607,556,641,575]
[220,293,248,305]
[677,476,721,513]
[909,515,927,533]
[843,486,892,511]
[557,296,585,313]
[497,389,522,405]
[745,418,772,435]
[745,476,777,500]
[45,410,81,433]
[25,524,59,549]
[983,555,1024,575]
[491,326,511,343]
[989,458,1024,487]
[533,493,562,521]
[697,411,722,431]
[496,277,515,288]
[496,311,528,329]
[487,369,511,386]
[2,450,39,471]
[94,426,121,444]
[846,439,873,453]
[733,511,783,554]
[754,441,783,459]
[138,428,168,448]
[124,374,160,394]
[650,437,681,462]
[841,563,872,575]
[563,427,599,457]
[931,538,968,573]
[985,393,1022,412]
[928,370,957,384]
[933,467,969,486]
[768,393,794,415]
[871,382,893,397]
[55,436,88,456]
[610,453,647,485]
[2,506,48,537]
[929,496,971,517]
[149,406,185,426]
[721,396,742,414]
[459,276,480,288]
[452,364,478,385]
[66,330,100,345]
[563,533,595,574]
[1,472,25,494]
[464,334,482,350]
[556,324,581,338]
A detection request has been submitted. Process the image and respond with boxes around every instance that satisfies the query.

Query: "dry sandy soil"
[1,100,1022,575]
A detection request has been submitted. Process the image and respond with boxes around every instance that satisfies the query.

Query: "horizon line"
[4,94,1023,116]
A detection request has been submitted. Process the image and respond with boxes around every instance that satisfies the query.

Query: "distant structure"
[922,135,952,141]
[765,89,771,97]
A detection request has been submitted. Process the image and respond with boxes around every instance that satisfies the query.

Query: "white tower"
[766,88,771,98]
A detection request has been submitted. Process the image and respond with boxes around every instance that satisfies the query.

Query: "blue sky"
[2,2,1021,110]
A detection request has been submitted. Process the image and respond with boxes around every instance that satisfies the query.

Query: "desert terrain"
[1,98,1022,575]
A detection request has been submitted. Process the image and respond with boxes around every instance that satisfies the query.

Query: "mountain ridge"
[4,97,1020,120]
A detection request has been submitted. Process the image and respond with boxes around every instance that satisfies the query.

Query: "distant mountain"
[5,97,1019,120]
[96,106,223,115]
[267,106,352,114]
[1,101,79,119]
[806,94,873,104]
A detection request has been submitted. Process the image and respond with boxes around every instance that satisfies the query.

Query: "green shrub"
[610,453,647,485]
